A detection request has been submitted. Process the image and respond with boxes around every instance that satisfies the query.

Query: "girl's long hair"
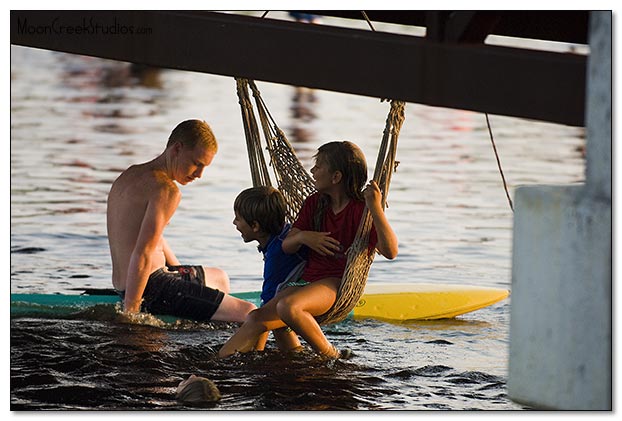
[313,141,368,230]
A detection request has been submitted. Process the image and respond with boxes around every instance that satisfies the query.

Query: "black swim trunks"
[120,265,225,321]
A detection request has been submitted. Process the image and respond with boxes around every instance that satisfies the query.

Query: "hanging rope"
[485,113,514,212]
[361,11,375,30]
[236,79,272,188]
[237,78,316,223]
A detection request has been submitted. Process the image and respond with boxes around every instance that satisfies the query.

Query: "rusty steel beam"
[11,10,586,126]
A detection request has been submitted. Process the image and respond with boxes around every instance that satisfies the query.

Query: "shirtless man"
[107,119,256,322]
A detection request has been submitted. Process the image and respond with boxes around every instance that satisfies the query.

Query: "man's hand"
[124,297,142,314]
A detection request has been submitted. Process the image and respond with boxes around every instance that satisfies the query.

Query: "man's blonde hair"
[167,119,217,152]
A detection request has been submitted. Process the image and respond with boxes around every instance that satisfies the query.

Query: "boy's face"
[233,210,258,243]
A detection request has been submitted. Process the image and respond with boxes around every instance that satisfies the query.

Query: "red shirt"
[293,193,377,282]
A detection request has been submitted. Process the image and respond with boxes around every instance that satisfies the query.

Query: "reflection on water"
[289,86,319,143]
[10,44,584,410]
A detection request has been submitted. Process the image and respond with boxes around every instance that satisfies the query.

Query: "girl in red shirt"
[219,141,398,359]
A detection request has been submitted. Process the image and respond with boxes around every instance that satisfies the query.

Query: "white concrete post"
[507,11,611,410]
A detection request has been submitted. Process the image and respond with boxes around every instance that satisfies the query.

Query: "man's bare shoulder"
[110,163,179,201]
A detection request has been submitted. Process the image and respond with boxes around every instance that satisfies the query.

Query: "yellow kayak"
[353,283,510,321]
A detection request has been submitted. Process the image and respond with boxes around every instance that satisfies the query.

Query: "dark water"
[10,13,584,411]
[11,303,516,410]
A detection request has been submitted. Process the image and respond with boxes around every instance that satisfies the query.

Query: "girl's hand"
[363,180,383,209]
[303,231,342,256]
[362,180,399,260]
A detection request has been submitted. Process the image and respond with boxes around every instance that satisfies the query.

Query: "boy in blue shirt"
[232,186,306,352]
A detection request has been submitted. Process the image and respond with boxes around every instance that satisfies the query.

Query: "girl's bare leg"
[273,328,302,352]
[218,297,289,357]
[254,331,269,351]
[275,277,340,357]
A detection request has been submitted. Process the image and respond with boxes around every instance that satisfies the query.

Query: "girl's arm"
[283,227,342,257]
[364,181,398,259]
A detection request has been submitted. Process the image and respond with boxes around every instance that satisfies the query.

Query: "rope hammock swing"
[235,78,405,325]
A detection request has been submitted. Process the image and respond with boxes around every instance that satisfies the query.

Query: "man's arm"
[124,185,181,313]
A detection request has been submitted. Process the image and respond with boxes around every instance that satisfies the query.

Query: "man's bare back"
[107,161,174,292]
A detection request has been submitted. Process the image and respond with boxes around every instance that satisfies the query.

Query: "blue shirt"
[259,224,306,304]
